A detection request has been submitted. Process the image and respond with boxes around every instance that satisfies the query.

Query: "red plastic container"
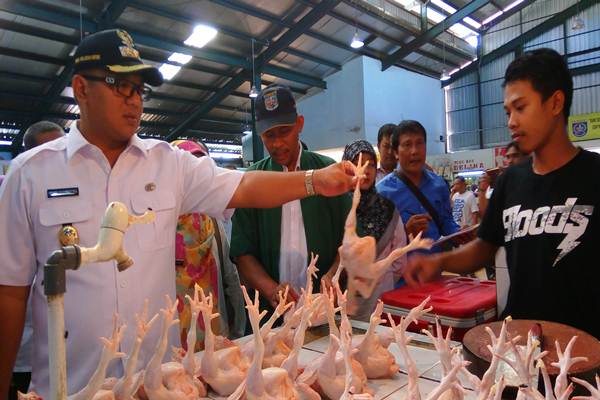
[381,276,497,341]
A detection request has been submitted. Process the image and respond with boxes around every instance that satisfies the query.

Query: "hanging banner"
[568,112,600,142]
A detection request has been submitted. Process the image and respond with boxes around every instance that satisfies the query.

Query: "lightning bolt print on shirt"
[478,149,600,339]
[502,198,594,266]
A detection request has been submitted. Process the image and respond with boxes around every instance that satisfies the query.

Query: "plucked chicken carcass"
[339,323,373,400]
[350,300,399,379]
[142,295,207,400]
[19,315,127,400]
[299,286,370,400]
[111,301,157,400]
[229,286,299,400]
[333,154,433,314]
[194,285,249,397]
[387,298,466,400]
[239,286,295,369]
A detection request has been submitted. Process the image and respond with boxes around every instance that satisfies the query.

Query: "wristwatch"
[305,169,316,196]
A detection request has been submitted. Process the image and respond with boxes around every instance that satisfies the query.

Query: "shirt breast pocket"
[131,191,176,251]
[39,200,94,247]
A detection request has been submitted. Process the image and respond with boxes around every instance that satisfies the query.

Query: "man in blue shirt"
[376,120,458,250]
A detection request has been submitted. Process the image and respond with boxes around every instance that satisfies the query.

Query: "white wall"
[362,57,445,155]
[297,56,445,155]
[297,56,366,151]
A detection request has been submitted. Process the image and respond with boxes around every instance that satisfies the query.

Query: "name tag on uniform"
[47,187,79,198]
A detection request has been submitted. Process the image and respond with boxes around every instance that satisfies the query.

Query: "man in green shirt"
[231,85,350,309]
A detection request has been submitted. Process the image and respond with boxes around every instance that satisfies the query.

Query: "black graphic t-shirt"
[479,149,600,339]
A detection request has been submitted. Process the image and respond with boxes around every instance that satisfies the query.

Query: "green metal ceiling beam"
[340,0,473,61]
[0,2,325,88]
[0,46,64,65]
[443,0,599,87]
[381,0,490,70]
[0,20,79,45]
[481,0,536,32]
[296,0,462,69]
[167,0,340,140]
[129,1,341,70]
[5,0,130,154]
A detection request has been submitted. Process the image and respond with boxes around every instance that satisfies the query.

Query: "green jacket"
[230,150,351,292]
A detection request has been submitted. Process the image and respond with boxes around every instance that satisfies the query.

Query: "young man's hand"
[403,253,443,286]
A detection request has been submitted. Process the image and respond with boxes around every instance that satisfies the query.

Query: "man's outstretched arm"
[403,238,498,286]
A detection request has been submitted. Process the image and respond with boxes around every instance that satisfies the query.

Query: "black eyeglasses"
[80,75,152,101]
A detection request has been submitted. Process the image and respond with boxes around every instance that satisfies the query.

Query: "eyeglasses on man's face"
[80,75,152,101]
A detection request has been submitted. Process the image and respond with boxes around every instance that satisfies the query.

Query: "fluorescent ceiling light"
[503,0,525,12]
[209,152,242,159]
[0,139,13,145]
[461,59,474,69]
[430,0,482,30]
[184,25,218,48]
[242,126,252,135]
[482,10,503,25]
[207,143,243,151]
[168,52,192,65]
[449,67,460,75]
[457,170,485,176]
[158,63,182,80]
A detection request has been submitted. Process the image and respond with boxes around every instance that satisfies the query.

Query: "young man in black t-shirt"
[403,48,600,340]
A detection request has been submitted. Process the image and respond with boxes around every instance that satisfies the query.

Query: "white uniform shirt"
[0,124,243,397]
[452,190,479,228]
[278,145,308,294]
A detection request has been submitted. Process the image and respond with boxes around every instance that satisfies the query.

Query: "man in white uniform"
[0,29,355,398]
[451,176,479,228]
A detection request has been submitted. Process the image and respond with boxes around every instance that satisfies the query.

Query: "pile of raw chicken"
[19,272,600,400]
[20,157,600,400]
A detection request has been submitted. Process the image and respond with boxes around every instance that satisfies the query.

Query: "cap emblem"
[119,46,140,59]
[117,29,135,47]
[264,90,279,111]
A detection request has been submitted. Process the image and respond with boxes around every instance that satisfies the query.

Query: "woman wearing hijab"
[170,140,245,350]
[337,139,408,320]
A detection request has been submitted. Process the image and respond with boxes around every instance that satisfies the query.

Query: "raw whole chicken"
[112,300,157,400]
[142,295,207,400]
[333,154,433,314]
[229,286,299,400]
[73,315,126,400]
[195,285,249,397]
[299,286,370,400]
[339,324,374,400]
[351,300,399,379]
[387,298,466,400]
[240,286,295,368]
